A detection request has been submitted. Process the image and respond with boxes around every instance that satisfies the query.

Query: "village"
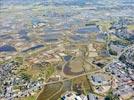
[0,0,134,100]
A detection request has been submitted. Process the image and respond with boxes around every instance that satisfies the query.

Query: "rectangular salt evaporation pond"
[43,33,62,43]
[0,45,16,52]
[18,29,30,41]
[22,45,44,52]
[62,23,72,30]
[31,17,40,25]
[64,55,72,62]
[44,28,61,33]
[0,26,13,33]
[76,25,100,34]
[70,34,89,42]
[31,17,47,26]
[0,34,13,40]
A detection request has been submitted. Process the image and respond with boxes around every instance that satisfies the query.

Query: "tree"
[105,89,119,100]
[20,73,31,81]
[109,49,117,56]
[15,56,23,64]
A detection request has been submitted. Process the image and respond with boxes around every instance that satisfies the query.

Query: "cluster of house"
[120,47,134,68]
[110,18,134,42]
[89,73,112,94]
[96,32,108,43]
[1,80,43,100]
[106,61,134,100]
[0,61,19,84]
[0,61,44,100]
[109,42,125,55]
[61,91,99,100]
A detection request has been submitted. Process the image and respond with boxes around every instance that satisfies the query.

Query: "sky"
[0,0,134,6]
[0,0,134,10]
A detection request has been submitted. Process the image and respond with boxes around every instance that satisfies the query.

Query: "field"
[37,75,95,100]
[37,82,63,100]
[63,57,85,76]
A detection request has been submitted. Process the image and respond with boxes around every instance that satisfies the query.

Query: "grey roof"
[87,93,98,100]
[91,75,105,83]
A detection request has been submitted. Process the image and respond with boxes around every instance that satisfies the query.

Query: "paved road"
[6,84,44,100]
[117,44,134,59]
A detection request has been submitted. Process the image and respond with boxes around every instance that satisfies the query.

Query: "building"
[61,91,82,100]
[89,74,108,85]
[83,93,98,100]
